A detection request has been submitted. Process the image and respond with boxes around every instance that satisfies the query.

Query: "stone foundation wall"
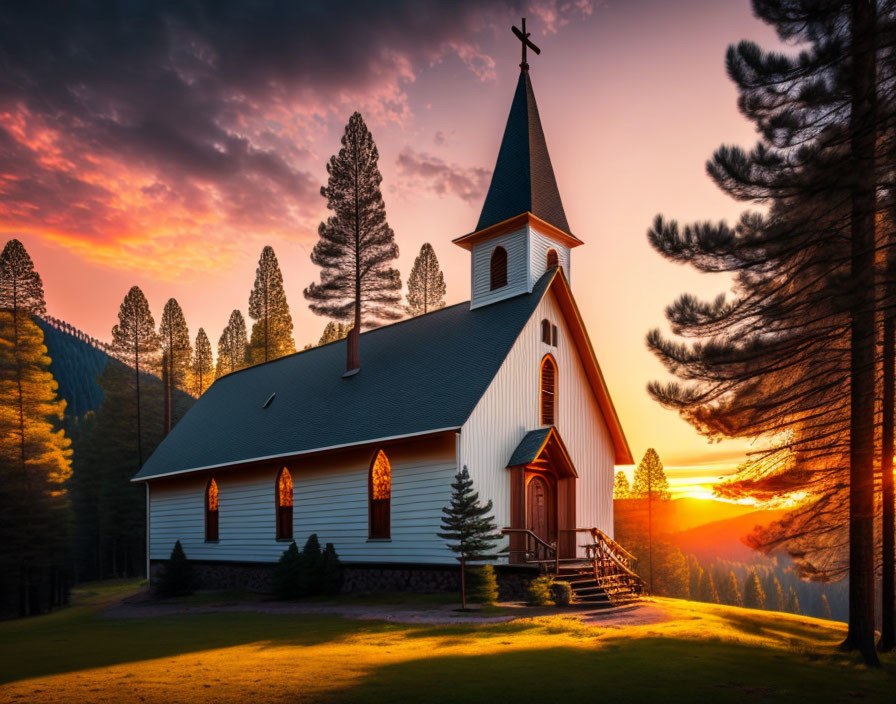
[150,560,538,599]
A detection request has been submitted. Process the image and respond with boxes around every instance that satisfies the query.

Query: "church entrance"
[526,474,555,560]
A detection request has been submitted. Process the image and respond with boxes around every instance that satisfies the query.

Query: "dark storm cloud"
[396,147,491,203]
[0,1,592,271]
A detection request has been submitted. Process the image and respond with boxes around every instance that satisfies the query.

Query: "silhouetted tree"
[191,328,213,396]
[111,286,159,467]
[305,112,402,333]
[248,246,295,364]
[645,0,884,664]
[319,321,351,345]
[438,466,502,609]
[159,298,191,435]
[406,243,446,315]
[613,471,631,499]
[631,448,669,592]
[743,570,766,610]
[216,310,248,378]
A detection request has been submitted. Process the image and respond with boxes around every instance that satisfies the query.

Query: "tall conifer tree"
[111,286,159,467]
[0,238,72,615]
[631,448,669,592]
[158,298,191,434]
[216,310,249,378]
[248,246,295,364]
[613,470,631,499]
[305,112,402,333]
[743,570,766,610]
[406,243,447,315]
[192,328,213,396]
[318,321,350,346]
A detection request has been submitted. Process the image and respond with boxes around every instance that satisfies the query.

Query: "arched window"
[541,319,552,344]
[276,468,293,540]
[369,449,392,539]
[205,477,219,542]
[546,249,559,270]
[540,355,557,426]
[490,246,508,290]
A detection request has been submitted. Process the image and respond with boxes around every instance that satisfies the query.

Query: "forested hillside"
[35,317,112,417]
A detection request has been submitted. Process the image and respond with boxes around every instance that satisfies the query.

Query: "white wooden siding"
[529,227,571,285]
[149,435,458,564]
[470,228,528,308]
[459,289,616,557]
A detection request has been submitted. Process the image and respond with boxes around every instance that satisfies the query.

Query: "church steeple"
[454,19,583,310]
[475,69,571,236]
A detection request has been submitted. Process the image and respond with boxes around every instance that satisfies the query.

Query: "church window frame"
[205,477,219,542]
[541,319,552,344]
[490,246,508,290]
[540,354,557,426]
[275,467,294,541]
[368,449,392,540]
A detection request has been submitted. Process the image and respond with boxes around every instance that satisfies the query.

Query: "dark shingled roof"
[133,272,556,481]
[507,427,552,467]
[476,69,571,236]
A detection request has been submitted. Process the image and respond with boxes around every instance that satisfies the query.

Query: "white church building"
[134,37,634,596]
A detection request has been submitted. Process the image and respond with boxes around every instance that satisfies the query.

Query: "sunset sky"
[0,1,786,497]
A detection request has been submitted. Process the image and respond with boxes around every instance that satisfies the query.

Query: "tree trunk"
[881,313,895,651]
[163,352,171,436]
[134,324,143,468]
[460,557,467,610]
[842,0,879,667]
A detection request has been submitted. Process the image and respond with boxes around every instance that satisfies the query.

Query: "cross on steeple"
[511,17,540,71]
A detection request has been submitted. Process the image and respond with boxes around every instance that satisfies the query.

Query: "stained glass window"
[276,468,293,540]
[369,450,391,538]
[206,477,219,541]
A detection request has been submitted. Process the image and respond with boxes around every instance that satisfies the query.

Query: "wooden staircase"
[502,526,646,607]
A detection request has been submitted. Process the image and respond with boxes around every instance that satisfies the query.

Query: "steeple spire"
[474,21,572,236]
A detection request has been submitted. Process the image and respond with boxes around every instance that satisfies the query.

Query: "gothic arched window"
[546,248,559,270]
[369,450,392,539]
[540,355,557,426]
[276,468,293,540]
[490,246,508,290]
[205,477,219,542]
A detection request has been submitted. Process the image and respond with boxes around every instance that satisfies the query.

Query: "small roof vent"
[262,393,276,409]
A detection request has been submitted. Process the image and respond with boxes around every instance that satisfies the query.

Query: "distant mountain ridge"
[672,509,788,564]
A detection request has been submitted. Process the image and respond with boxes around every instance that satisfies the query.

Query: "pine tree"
[613,470,631,499]
[0,311,72,615]
[248,246,295,364]
[155,540,195,598]
[406,243,447,316]
[697,569,720,604]
[158,298,191,435]
[743,570,766,610]
[215,310,249,378]
[304,112,403,333]
[110,286,159,467]
[318,321,351,346]
[688,556,702,601]
[767,575,786,611]
[787,586,801,615]
[191,328,213,396]
[631,448,669,593]
[438,466,502,609]
[723,570,742,607]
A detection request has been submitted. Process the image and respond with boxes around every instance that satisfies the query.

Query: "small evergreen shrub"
[273,535,343,599]
[156,541,195,598]
[273,541,305,599]
[467,565,499,605]
[526,575,555,606]
[320,542,344,595]
[551,580,573,606]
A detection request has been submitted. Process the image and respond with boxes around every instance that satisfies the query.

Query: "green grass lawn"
[0,581,893,703]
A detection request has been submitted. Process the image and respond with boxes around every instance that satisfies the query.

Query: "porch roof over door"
[506,426,578,478]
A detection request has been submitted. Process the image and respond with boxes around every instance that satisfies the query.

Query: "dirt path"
[104,594,674,627]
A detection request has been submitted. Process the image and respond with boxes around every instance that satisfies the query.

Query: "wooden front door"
[526,475,554,560]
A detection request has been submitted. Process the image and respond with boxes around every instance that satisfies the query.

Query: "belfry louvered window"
[490,246,508,290]
[540,355,557,426]
[546,248,559,270]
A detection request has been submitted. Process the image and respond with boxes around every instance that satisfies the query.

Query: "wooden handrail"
[589,528,637,563]
[501,527,559,574]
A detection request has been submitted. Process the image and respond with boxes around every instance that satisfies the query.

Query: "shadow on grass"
[319,636,895,704]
